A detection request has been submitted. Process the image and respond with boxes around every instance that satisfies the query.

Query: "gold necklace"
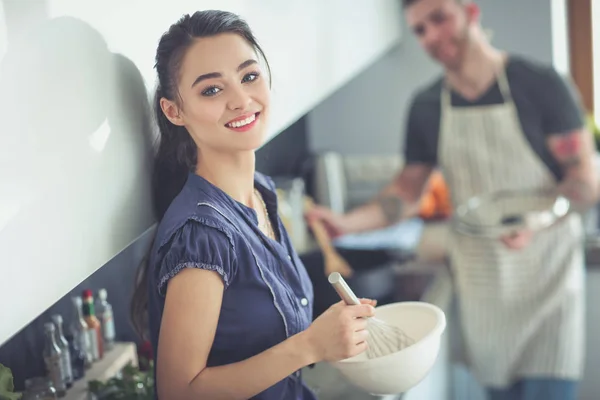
[254,189,275,239]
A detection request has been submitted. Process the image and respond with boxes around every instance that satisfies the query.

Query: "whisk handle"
[328,272,361,306]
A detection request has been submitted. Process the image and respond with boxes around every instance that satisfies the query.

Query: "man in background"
[307,0,599,399]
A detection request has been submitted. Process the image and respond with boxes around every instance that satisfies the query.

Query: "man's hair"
[402,0,469,8]
[402,0,419,7]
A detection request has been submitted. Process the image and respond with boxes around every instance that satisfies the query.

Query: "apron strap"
[496,66,512,103]
[441,81,452,110]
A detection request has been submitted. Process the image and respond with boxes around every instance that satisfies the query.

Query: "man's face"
[405,0,476,70]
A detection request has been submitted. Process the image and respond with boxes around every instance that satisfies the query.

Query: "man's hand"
[305,205,352,238]
[500,230,533,250]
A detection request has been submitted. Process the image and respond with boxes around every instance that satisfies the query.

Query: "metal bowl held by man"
[452,188,571,238]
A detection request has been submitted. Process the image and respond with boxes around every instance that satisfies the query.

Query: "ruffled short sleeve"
[156,219,237,296]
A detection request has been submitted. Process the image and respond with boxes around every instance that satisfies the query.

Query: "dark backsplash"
[0,114,311,390]
[255,115,311,178]
[0,229,154,390]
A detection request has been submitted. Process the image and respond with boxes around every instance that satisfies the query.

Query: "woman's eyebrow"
[191,59,258,88]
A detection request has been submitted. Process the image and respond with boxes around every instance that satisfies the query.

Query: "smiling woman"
[159,33,270,157]
[129,10,377,400]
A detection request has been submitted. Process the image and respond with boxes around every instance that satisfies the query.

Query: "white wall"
[592,0,600,123]
[551,0,570,76]
[0,0,402,345]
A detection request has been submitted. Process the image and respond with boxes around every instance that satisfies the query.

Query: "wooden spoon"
[304,197,354,278]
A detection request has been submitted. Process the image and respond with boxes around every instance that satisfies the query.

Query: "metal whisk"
[328,272,415,359]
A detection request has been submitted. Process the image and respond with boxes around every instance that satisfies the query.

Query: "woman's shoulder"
[154,171,277,254]
[155,185,238,254]
[154,214,239,294]
[151,189,240,293]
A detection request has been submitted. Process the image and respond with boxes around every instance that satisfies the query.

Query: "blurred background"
[0,0,598,399]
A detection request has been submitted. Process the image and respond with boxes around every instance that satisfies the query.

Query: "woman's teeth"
[227,113,256,128]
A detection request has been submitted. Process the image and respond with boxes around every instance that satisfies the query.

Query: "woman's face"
[161,33,270,154]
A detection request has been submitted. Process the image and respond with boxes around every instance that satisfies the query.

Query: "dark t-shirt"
[403,55,585,181]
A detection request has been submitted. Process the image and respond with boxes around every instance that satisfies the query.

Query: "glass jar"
[22,377,58,400]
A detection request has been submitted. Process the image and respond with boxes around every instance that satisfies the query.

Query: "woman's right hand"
[303,299,376,363]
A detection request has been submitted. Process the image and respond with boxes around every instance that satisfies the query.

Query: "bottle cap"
[44,322,55,332]
[98,288,107,300]
[51,314,62,324]
[82,289,93,299]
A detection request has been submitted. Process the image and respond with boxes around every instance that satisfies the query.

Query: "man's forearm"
[343,183,421,233]
[549,128,600,212]
[559,171,599,210]
[552,130,600,210]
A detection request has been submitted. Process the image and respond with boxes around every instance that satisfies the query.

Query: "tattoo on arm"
[376,194,404,224]
[554,133,582,167]
[550,130,599,205]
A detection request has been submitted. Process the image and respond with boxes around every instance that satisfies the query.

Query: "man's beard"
[430,26,471,71]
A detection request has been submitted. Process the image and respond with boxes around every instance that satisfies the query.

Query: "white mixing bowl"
[330,301,447,395]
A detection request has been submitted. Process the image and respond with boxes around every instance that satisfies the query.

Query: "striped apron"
[438,67,586,388]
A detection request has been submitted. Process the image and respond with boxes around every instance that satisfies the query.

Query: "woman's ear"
[160,97,185,126]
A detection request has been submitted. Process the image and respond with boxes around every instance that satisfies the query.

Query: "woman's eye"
[202,86,221,96]
[242,72,260,83]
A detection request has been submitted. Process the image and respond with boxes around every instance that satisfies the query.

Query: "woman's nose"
[227,85,252,111]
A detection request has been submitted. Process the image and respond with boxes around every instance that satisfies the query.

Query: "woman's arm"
[157,267,372,400]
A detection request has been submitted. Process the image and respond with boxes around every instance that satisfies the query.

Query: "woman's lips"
[225,112,260,132]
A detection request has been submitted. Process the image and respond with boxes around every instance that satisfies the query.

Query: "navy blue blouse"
[147,172,316,399]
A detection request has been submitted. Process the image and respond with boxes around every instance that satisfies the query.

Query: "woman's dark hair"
[130,10,271,339]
